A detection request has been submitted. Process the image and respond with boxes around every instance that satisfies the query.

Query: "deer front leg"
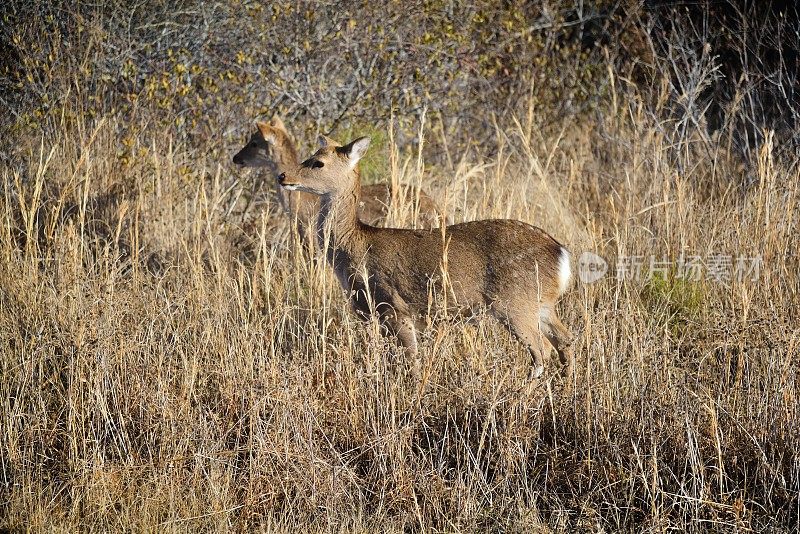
[383,313,421,380]
[386,314,418,356]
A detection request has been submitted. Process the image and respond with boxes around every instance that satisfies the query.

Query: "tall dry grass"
[2,3,800,527]
[1,81,798,531]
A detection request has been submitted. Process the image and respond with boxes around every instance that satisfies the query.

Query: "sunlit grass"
[1,95,798,531]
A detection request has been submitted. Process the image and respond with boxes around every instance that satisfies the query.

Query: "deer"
[232,117,442,245]
[277,136,575,382]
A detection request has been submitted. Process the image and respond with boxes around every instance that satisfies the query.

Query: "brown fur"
[232,118,442,236]
[279,137,575,381]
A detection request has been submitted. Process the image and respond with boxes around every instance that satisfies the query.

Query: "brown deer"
[278,136,575,381]
[232,118,442,242]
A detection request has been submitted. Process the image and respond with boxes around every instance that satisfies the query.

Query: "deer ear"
[269,116,286,131]
[338,137,371,168]
[256,121,272,139]
[318,134,340,148]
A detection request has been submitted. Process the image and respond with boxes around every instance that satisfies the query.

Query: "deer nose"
[277,172,286,184]
[232,154,243,165]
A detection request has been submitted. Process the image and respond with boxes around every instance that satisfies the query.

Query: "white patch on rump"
[558,247,571,294]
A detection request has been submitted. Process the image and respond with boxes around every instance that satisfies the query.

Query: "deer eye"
[301,158,324,169]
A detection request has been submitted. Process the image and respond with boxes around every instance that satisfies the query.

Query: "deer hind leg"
[494,309,549,379]
[539,307,576,385]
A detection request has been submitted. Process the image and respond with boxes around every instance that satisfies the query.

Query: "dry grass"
[1,4,799,529]
[1,92,798,532]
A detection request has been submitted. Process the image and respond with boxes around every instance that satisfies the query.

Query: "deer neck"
[317,175,367,268]
[271,133,306,215]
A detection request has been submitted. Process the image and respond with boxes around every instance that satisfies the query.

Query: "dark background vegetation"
[2,1,798,161]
